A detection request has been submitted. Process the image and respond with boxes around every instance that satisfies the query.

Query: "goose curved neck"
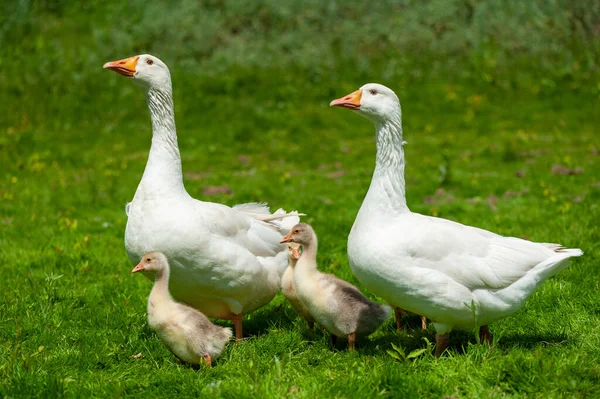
[298,233,318,269]
[367,114,409,213]
[138,84,185,197]
[150,266,173,303]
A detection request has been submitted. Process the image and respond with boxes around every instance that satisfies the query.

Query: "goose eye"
[369,89,378,95]
[146,59,154,65]
[294,230,299,233]
[146,258,151,262]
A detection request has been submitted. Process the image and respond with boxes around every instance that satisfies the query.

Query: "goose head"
[280,223,314,247]
[132,251,169,273]
[104,54,171,90]
[330,83,400,123]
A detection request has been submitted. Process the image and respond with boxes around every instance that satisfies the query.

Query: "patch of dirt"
[424,188,455,205]
[551,165,584,175]
[237,155,250,165]
[503,189,529,198]
[203,185,232,196]
[326,170,346,179]
[185,171,212,181]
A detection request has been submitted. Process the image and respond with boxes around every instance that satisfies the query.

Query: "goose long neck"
[297,233,318,271]
[369,114,409,212]
[149,266,173,305]
[139,84,185,196]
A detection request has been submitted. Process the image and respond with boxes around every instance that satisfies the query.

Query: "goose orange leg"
[420,316,427,329]
[202,354,212,368]
[435,332,449,358]
[231,313,243,340]
[394,307,404,332]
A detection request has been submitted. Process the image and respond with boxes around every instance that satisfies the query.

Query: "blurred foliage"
[1,0,599,98]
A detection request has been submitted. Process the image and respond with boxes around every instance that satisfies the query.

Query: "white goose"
[104,54,300,339]
[330,83,583,357]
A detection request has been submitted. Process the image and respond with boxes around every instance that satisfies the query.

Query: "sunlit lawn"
[1,65,599,397]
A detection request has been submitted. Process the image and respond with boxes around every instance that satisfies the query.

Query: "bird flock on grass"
[103,54,583,367]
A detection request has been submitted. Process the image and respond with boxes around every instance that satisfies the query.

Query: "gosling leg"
[330,334,337,348]
[348,332,356,351]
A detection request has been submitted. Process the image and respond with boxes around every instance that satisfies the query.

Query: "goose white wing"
[195,201,300,258]
[394,213,576,291]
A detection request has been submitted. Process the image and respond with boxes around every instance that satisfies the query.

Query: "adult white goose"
[330,83,583,357]
[104,54,300,339]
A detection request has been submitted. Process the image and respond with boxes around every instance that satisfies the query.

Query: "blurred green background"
[1,1,599,397]
[2,0,599,120]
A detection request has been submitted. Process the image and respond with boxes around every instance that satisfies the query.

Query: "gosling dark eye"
[294,230,299,233]
[146,59,154,65]
[369,89,378,95]
[146,258,151,262]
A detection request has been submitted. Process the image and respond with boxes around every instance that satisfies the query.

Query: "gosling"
[132,252,232,367]
[281,243,316,333]
[281,223,391,350]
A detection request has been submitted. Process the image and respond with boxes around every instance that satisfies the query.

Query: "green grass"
[1,70,599,397]
[1,1,600,397]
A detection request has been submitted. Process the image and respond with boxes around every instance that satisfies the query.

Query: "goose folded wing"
[403,214,557,291]
[197,202,289,257]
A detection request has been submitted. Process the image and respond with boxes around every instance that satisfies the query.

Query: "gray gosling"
[281,243,316,333]
[132,252,232,367]
[281,223,391,350]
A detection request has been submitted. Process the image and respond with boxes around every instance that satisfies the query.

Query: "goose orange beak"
[103,55,139,77]
[280,231,294,243]
[330,89,362,109]
[131,261,145,273]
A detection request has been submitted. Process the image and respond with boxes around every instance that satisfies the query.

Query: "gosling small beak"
[291,247,301,260]
[280,231,294,244]
[131,261,145,273]
[330,89,362,109]
[103,55,140,77]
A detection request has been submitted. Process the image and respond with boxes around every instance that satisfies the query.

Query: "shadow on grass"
[358,321,572,357]
[498,331,571,349]
[216,308,572,355]
[360,327,434,355]
[213,302,300,339]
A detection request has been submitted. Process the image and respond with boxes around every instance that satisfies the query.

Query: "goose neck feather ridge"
[138,85,185,198]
